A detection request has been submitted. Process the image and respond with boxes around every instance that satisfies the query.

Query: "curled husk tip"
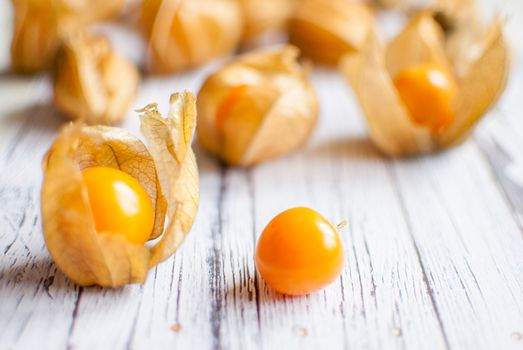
[197,45,318,166]
[340,10,510,157]
[53,32,139,125]
[42,92,199,287]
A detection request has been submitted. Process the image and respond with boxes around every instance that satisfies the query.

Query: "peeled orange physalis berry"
[82,166,155,245]
[255,207,345,296]
[394,64,457,133]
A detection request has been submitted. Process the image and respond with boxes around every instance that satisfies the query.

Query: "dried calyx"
[141,0,243,74]
[432,0,479,34]
[197,45,318,166]
[238,0,298,41]
[53,32,139,125]
[340,10,509,156]
[11,0,125,73]
[288,0,374,65]
[430,0,485,79]
[371,0,423,10]
[41,92,199,287]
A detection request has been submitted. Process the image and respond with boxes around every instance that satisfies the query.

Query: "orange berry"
[394,64,457,132]
[255,207,345,296]
[82,166,155,245]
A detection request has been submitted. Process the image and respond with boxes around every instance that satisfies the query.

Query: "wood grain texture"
[475,62,523,228]
[1,0,523,349]
[0,78,79,350]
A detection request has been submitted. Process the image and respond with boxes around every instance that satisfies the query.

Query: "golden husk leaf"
[141,0,243,74]
[197,45,318,166]
[371,0,432,11]
[340,11,510,157]
[41,92,199,287]
[432,0,479,33]
[238,0,298,40]
[53,33,139,125]
[372,0,408,9]
[139,93,200,266]
[438,18,510,147]
[431,0,487,81]
[11,0,125,73]
[288,0,374,65]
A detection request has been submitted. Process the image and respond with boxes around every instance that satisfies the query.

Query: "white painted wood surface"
[1,1,523,349]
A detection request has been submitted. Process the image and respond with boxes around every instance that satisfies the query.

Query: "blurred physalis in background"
[288,0,374,65]
[11,0,125,73]
[341,10,509,156]
[53,33,139,125]
[197,46,318,166]
[141,0,243,74]
[238,0,298,42]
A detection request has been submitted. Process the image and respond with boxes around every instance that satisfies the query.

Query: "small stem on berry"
[336,220,348,231]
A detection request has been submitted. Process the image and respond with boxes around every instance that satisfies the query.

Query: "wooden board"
[1,1,522,349]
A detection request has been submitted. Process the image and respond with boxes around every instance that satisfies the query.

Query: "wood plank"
[127,149,220,349]
[0,76,51,158]
[475,60,523,227]
[391,142,523,349]
[202,166,261,349]
[0,78,79,350]
[0,0,522,348]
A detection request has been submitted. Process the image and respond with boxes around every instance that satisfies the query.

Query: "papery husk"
[41,92,199,287]
[371,0,432,11]
[431,0,482,78]
[141,0,243,74]
[138,93,199,266]
[11,0,125,73]
[53,33,139,125]
[238,0,298,40]
[372,0,408,9]
[197,46,318,166]
[340,11,509,157]
[438,18,510,147]
[385,12,451,78]
[432,0,479,33]
[288,0,374,65]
